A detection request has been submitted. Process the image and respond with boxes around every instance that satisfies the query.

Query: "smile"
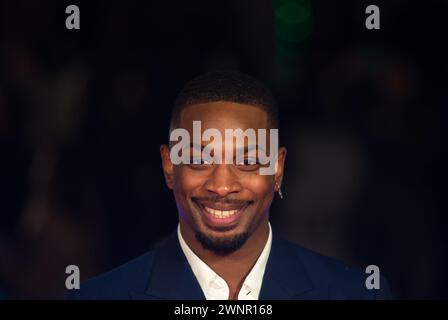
[204,207,238,219]
[193,199,250,227]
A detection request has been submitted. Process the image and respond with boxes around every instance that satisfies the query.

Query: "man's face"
[161,101,286,254]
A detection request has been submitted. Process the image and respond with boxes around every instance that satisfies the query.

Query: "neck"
[180,218,270,293]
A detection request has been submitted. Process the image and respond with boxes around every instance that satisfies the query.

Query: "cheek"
[172,170,198,218]
[173,167,204,196]
[244,175,274,199]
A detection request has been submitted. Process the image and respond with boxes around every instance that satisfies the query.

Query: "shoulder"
[284,239,393,299]
[68,249,157,300]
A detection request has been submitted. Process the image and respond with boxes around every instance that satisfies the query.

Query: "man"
[70,71,392,300]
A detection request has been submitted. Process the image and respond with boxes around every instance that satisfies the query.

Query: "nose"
[204,164,242,197]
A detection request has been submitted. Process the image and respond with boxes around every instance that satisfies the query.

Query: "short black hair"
[170,70,278,131]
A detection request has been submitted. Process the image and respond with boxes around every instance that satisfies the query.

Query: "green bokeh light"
[274,0,312,43]
[275,1,311,25]
[273,0,312,87]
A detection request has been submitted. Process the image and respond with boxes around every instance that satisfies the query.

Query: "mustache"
[192,196,252,205]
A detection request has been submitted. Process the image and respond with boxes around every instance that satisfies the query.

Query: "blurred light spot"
[274,0,312,43]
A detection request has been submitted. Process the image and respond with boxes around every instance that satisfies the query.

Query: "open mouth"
[193,199,251,227]
[203,206,239,219]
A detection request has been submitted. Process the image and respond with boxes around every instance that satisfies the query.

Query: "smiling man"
[70,71,392,300]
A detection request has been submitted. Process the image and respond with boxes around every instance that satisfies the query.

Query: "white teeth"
[204,207,239,219]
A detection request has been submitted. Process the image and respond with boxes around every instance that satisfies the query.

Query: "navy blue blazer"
[70,230,392,300]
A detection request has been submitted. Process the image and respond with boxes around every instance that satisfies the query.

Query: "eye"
[236,158,259,166]
[191,157,212,165]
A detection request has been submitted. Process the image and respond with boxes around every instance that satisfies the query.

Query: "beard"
[195,230,249,256]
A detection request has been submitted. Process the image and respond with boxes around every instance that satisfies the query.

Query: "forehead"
[178,101,269,131]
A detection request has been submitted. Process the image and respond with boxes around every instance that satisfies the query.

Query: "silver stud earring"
[276,183,283,199]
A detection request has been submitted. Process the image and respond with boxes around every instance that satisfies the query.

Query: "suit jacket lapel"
[130,232,205,300]
[259,231,315,299]
[130,229,315,300]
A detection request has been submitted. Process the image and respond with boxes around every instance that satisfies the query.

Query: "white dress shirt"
[177,223,272,300]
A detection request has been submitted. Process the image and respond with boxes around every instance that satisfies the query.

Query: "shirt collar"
[177,223,272,300]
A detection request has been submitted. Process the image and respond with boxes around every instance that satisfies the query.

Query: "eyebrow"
[190,142,204,151]
[189,143,266,154]
[235,144,265,154]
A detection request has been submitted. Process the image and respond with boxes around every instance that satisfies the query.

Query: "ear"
[275,146,287,189]
[160,144,174,189]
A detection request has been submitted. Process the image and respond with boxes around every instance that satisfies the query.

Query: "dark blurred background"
[1,0,446,299]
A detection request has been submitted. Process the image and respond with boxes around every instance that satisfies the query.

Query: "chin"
[194,229,249,255]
